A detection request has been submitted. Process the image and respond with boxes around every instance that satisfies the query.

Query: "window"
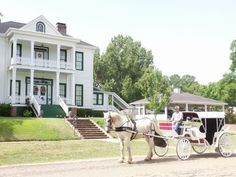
[11,44,22,58]
[10,80,21,96]
[36,21,45,32]
[93,93,104,105]
[60,49,67,62]
[75,85,83,106]
[75,52,83,70]
[59,83,66,97]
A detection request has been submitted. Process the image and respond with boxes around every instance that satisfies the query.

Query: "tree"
[230,40,236,72]
[217,73,236,106]
[169,74,201,95]
[94,35,153,102]
[137,67,171,114]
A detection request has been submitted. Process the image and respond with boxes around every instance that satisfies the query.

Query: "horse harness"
[115,119,138,141]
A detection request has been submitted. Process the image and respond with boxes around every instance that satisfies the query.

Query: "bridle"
[106,112,138,140]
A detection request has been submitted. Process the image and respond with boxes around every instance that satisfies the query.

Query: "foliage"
[94,35,153,102]
[23,109,32,117]
[225,108,236,124]
[0,104,11,117]
[230,40,236,72]
[77,109,103,117]
[169,74,202,95]
[0,118,77,141]
[137,67,171,114]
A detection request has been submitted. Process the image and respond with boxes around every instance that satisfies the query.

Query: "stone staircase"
[67,118,110,139]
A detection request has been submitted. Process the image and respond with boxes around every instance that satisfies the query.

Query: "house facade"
[0,15,128,117]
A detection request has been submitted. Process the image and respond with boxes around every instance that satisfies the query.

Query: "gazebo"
[130,90,227,116]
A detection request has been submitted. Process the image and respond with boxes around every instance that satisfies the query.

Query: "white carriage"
[152,112,234,160]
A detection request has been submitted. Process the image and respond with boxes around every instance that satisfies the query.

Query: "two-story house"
[0,15,129,117]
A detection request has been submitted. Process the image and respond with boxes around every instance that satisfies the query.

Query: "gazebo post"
[204,105,207,112]
[222,105,225,112]
[185,104,189,111]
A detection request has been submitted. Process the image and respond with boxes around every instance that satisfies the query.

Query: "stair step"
[68,118,109,139]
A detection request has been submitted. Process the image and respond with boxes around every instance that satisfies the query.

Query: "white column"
[11,68,16,104]
[57,44,60,69]
[56,71,60,104]
[222,105,225,112]
[71,73,75,105]
[31,40,34,66]
[12,39,17,64]
[72,46,75,70]
[164,106,168,116]
[185,104,189,111]
[30,69,34,97]
[204,104,207,112]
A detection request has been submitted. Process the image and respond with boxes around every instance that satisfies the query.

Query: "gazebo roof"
[170,92,227,106]
[130,92,227,106]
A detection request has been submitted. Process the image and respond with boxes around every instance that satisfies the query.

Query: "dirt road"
[0,153,236,177]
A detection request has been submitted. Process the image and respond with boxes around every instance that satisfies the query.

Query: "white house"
[0,15,128,117]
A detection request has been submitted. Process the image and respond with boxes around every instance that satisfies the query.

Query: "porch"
[9,68,76,117]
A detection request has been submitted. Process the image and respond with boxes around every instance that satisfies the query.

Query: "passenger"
[171,106,183,135]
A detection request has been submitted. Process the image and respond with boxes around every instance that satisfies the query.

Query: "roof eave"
[5,28,81,43]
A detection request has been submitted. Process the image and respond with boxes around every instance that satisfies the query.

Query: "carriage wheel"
[218,133,233,157]
[176,138,191,160]
[154,142,169,157]
[192,139,208,154]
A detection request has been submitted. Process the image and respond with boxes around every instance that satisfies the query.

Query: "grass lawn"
[0,118,78,141]
[0,139,150,166]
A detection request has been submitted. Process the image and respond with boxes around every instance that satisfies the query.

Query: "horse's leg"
[118,138,125,163]
[144,135,154,161]
[126,138,132,164]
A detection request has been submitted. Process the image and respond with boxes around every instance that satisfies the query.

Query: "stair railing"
[30,96,41,117]
[58,96,69,116]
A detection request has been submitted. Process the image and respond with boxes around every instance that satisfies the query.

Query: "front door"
[35,51,44,60]
[33,85,47,104]
[26,77,53,105]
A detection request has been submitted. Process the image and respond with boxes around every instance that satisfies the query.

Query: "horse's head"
[103,112,113,133]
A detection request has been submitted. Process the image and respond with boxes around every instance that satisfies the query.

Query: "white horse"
[104,112,154,164]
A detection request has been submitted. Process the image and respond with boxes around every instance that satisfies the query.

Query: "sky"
[1,0,236,84]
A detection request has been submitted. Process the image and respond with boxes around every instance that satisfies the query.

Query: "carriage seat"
[189,127,206,139]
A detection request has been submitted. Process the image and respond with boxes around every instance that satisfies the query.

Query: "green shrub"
[0,104,11,116]
[23,109,33,117]
[77,109,103,117]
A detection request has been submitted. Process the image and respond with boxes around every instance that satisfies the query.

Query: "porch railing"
[59,96,69,116]
[12,57,73,70]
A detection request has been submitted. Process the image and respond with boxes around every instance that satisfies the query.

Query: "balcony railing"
[11,57,73,70]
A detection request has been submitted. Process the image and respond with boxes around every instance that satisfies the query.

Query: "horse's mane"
[110,112,127,122]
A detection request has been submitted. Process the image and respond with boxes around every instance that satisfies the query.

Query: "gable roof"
[21,15,62,36]
[0,16,97,48]
[0,21,25,33]
[130,92,227,106]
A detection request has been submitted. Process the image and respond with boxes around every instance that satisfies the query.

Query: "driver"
[171,106,183,135]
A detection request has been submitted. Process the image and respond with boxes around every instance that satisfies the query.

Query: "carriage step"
[67,118,110,139]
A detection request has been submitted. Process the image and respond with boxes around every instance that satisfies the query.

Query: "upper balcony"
[10,38,75,71]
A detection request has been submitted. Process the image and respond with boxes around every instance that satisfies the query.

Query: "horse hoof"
[127,160,132,164]
[118,159,124,163]
[144,157,151,161]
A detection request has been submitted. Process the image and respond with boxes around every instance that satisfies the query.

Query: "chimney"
[173,88,181,94]
[56,22,67,35]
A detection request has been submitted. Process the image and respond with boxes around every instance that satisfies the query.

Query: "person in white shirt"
[171,106,183,135]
